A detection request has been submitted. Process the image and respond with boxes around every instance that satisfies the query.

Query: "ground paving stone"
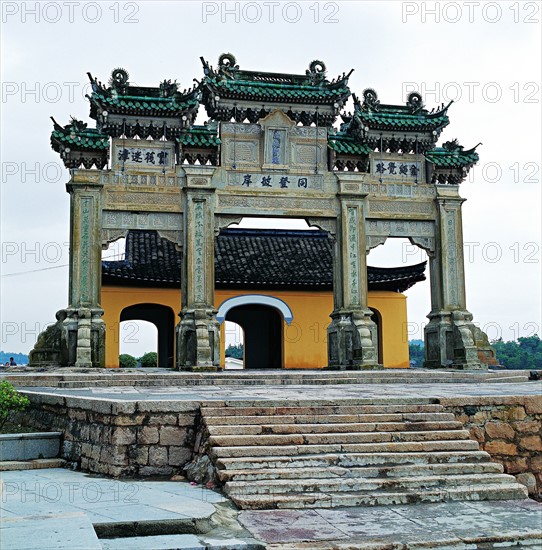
[239,500,542,547]
[0,512,101,550]
[17,380,542,403]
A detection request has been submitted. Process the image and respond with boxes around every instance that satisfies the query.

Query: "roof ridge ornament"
[364,88,380,111]
[159,79,178,98]
[109,68,129,93]
[443,138,463,152]
[306,60,327,85]
[406,91,424,113]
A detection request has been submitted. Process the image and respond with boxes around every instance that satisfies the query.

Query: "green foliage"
[492,335,542,370]
[139,352,158,368]
[0,381,30,430]
[119,354,138,368]
[225,344,243,359]
[408,341,425,366]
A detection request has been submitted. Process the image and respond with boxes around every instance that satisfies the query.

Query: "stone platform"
[1,367,533,388]
[3,370,541,548]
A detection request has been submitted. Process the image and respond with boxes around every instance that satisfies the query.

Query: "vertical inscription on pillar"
[193,200,205,303]
[80,197,92,305]
[347,206,360,306]
[446,212,458,306]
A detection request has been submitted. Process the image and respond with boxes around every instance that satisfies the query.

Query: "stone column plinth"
[177,167,220,371]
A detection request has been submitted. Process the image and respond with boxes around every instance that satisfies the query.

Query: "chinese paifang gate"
[30,54,496,371]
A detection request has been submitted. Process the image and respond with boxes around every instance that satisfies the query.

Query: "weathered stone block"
[469,426,485,443]
[138,426,159,444]
[502,457,528,474]
[515,472,537,495]
[100,445,129,466]
[519,435,542,451]
[485,422,515,441]
[168,446,191,467]
[160,426,184,446]
[493,406,526,422]
[484,440,517,456]
[113,414,145,426]
[139,465,173,476]
[530,456,542,473]
[149,446,168,467]
[136,446,149,466]
[513,420,541,434]
[524,396,542,415]
[148,414,177,425]
[111,427,136,445]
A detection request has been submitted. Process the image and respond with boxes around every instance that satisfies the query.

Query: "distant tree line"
[225,344,243,359]
[119,351,158,368]
[408,336,542,369]
[491,336,542,370]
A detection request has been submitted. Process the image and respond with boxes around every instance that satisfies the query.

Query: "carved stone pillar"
[29,171,106,367]
[424,185,496,369]
[177,166,220,371]
[327,176,379,369]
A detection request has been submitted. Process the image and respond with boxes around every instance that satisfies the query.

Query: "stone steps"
[201,402,444,417]
[211,439,482,459]
[217,461,504,482]
[216,450,497,471]
[231,483,527,509]
[209,429,471,448]
[204,412,458,425]
[207,420,464,435]
[198,400,529,510]
[225,472,515,496]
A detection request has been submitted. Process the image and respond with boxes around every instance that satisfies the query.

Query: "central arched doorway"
[120,304,175,368]
[217,295,293,369]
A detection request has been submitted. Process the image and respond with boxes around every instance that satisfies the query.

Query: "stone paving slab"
[239,500,542,548]
[0,468,226,546]
[101,533,259,549]
[0,512,102,550]
[17,381,542,405]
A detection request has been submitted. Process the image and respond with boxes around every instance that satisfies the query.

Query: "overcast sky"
[1,1,541,357]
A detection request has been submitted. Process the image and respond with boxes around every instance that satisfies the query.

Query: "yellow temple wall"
[102,286,410,369]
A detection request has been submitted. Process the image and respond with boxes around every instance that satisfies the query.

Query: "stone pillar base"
[29,307,105,368]
[177,307,220,371]
[424,310,496,370]
[326,310,380,370]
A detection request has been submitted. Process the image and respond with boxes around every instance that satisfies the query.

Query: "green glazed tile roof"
[51,127,109,150]
[328,133,372,155]
[90,91,199,114]
[426,147,479,168]
[357,106,449,131]
[208,77,350,102]
[177,125,221,147]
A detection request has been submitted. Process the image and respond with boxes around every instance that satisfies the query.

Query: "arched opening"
[367,237,430,368]
[224,321,244,369]
[120,304,175,368]
[226,304,283,369]
[369,307,383,365]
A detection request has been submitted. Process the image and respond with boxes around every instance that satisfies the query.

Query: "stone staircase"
[198,399,528,510]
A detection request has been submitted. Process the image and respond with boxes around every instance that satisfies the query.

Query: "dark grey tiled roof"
[102,229,426,292]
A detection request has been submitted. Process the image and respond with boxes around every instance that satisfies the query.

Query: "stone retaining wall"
[16,392,542,499]
[440,396,542,500]
[17,393,199,477]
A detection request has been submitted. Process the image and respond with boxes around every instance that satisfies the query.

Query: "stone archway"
[120,304,175,368]
[217,295,293,369]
